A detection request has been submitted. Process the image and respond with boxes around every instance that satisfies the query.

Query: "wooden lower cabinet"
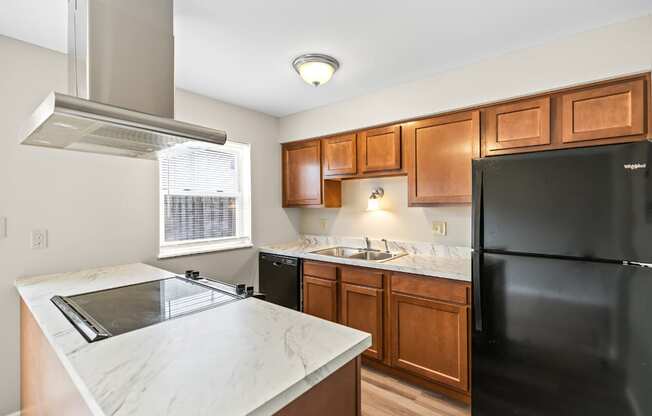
[340,282,383,360]
[301,261,471,401]
[276,357,361,416]
[303,275,338,322]
[390,292,469,392]
[21,301,92,416]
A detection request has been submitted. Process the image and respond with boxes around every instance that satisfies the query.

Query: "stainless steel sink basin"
[311,246,406,263]
[348,251,396,261]
[312,247,364,258]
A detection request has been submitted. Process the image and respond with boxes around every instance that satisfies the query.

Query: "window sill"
[158,241,253,259]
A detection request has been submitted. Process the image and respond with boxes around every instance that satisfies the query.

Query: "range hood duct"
[21,0,227,159]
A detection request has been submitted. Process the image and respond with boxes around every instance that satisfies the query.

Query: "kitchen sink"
[312,247,365,258]
[311,247,406,263]
[348,251,396,261]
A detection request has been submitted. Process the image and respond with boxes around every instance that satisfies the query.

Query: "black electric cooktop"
[52,276,244,342]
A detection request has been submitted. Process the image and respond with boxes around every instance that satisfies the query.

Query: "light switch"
[31,229,48,249]
[319,218,328,232]
[432,221,447,236]
[0,217,6,239]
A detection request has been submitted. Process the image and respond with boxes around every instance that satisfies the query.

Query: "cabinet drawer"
[391,273,469,305]
[340,267,383,288]
[303,261,337,280]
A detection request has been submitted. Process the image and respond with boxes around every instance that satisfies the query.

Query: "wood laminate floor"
[361,366,471,416]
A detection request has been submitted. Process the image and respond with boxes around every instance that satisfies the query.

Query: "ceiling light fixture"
[292,54,340,87]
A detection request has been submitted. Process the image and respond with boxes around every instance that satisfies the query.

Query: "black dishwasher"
[258,253,301,310]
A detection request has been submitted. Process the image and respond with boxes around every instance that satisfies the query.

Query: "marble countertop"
[260,236,471,282]
[15,263,371,416]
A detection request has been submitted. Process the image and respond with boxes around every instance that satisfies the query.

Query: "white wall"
[0,36,299,415]
[300,176,471,246]
[280,14,652,246]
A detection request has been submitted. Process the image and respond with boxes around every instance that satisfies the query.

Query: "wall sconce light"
[367,187,384,211]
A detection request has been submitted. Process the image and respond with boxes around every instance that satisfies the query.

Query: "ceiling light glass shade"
[367,197,381,211]
[367,187,384,211]
[292,54,340,87]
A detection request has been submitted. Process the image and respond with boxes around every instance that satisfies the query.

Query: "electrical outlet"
[319,218,328,232]
[432,221,447,236]
[0,217,6,239]
[31,229,48,249]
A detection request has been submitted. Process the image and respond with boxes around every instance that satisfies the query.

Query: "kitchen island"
[16,263,371,416]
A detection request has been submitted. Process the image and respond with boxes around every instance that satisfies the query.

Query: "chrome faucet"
[364,236,371,250]
[381,238,390,253]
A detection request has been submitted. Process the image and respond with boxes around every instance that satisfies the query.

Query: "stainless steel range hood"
[21,0,226,159]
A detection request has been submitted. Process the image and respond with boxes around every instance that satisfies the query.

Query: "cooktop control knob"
[236,284,246,295]
[185,270,194,278]
[246,286,254,296]
[191,271,200,280]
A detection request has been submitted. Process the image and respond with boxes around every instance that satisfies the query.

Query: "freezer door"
[472,253,652,416]
[475,141,652,262]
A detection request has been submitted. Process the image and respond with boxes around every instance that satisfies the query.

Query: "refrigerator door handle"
[472,251,483,332]
[472,162,483,250]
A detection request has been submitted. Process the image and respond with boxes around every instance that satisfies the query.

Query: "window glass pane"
[161,147,238,195]
[164,195,237,242]
[159,142,250,249]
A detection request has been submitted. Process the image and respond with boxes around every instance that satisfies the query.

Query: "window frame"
[158,140,252,259]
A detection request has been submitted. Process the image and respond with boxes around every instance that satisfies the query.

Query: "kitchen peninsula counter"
[16,263,370,416]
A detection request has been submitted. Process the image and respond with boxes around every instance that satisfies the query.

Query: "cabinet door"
[406,111,480,204]
[562,79,645,143]
[340,283,383,360]
[303,276,338,322]
[485,97,551,152]
[358,125,402,173]
[283,140,322,206]
[390,293,469,392]
[323,133,357,176]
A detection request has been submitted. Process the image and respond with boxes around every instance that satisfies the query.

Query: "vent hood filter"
[23,93,226,159]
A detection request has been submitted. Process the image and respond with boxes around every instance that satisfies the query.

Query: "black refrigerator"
[472,141,652,416]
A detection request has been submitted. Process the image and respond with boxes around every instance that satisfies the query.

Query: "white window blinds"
[159,141,251,258]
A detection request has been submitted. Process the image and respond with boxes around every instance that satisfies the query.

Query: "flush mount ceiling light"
[292,54,340,87]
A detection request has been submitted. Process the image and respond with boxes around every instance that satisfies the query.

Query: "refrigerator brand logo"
[624,163,647,171]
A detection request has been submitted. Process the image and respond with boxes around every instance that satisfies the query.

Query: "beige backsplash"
[299,176,472,247]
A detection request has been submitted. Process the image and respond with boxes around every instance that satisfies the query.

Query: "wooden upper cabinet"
[323,133,357,176]
[485,97,551,152]
[358,125,402,173]
[340,282,384,360]
[406,111,480,205]
[390,292,469,392]
[282,140,322,206]
[562,79,645,143]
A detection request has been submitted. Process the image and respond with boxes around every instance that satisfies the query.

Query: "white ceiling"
[2,1,652,117]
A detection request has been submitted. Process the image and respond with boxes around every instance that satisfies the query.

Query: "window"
[159,140,251,258]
